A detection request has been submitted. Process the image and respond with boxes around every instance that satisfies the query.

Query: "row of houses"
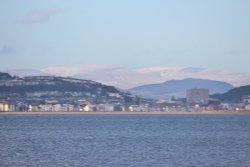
[0,101,120,112]
[1,102,250,112]
[0,102,27,112]
[1,92,250,112]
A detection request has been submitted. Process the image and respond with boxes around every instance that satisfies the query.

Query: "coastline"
[0,111,250,115]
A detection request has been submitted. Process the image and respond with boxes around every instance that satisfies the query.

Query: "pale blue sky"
[0,0,250,72]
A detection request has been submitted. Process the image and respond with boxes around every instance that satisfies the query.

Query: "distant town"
[0,72,250,113]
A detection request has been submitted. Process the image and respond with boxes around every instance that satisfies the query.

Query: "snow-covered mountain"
[2,65,250,89]
[41,65,250,89]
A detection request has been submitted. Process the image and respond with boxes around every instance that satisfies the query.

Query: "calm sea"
[0,114,250,167]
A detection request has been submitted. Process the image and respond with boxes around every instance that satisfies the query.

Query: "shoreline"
[0,111,250,115]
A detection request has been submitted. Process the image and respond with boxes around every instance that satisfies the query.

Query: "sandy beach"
[0,111,250,115]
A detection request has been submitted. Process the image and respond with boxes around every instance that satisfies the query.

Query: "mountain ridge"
[129,78,234,99]
[211,85,250,102]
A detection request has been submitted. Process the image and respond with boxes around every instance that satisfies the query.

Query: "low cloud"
[181,67,205,73]
[0,45,16,55]
[23,7,62,24]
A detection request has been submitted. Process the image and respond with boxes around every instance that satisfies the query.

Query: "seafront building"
[1,99,250,112]
[0,102,10,111]
[186,88,209,105]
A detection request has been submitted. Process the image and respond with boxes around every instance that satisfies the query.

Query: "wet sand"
[0,111,250,115]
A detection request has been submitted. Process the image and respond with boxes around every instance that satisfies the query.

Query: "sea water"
[0,114,250,167]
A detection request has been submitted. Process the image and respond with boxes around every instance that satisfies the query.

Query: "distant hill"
[211,85,250,102]
[129,78,234,99]
[0,74,145,105]
[0,72,13,80]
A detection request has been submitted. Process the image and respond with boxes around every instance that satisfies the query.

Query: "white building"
[98,104,114,112]
[245,104,250,111]
[242,96,250,104]
[0,103,10,111]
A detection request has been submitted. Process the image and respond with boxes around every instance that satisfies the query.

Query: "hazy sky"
[1,0,250,72]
